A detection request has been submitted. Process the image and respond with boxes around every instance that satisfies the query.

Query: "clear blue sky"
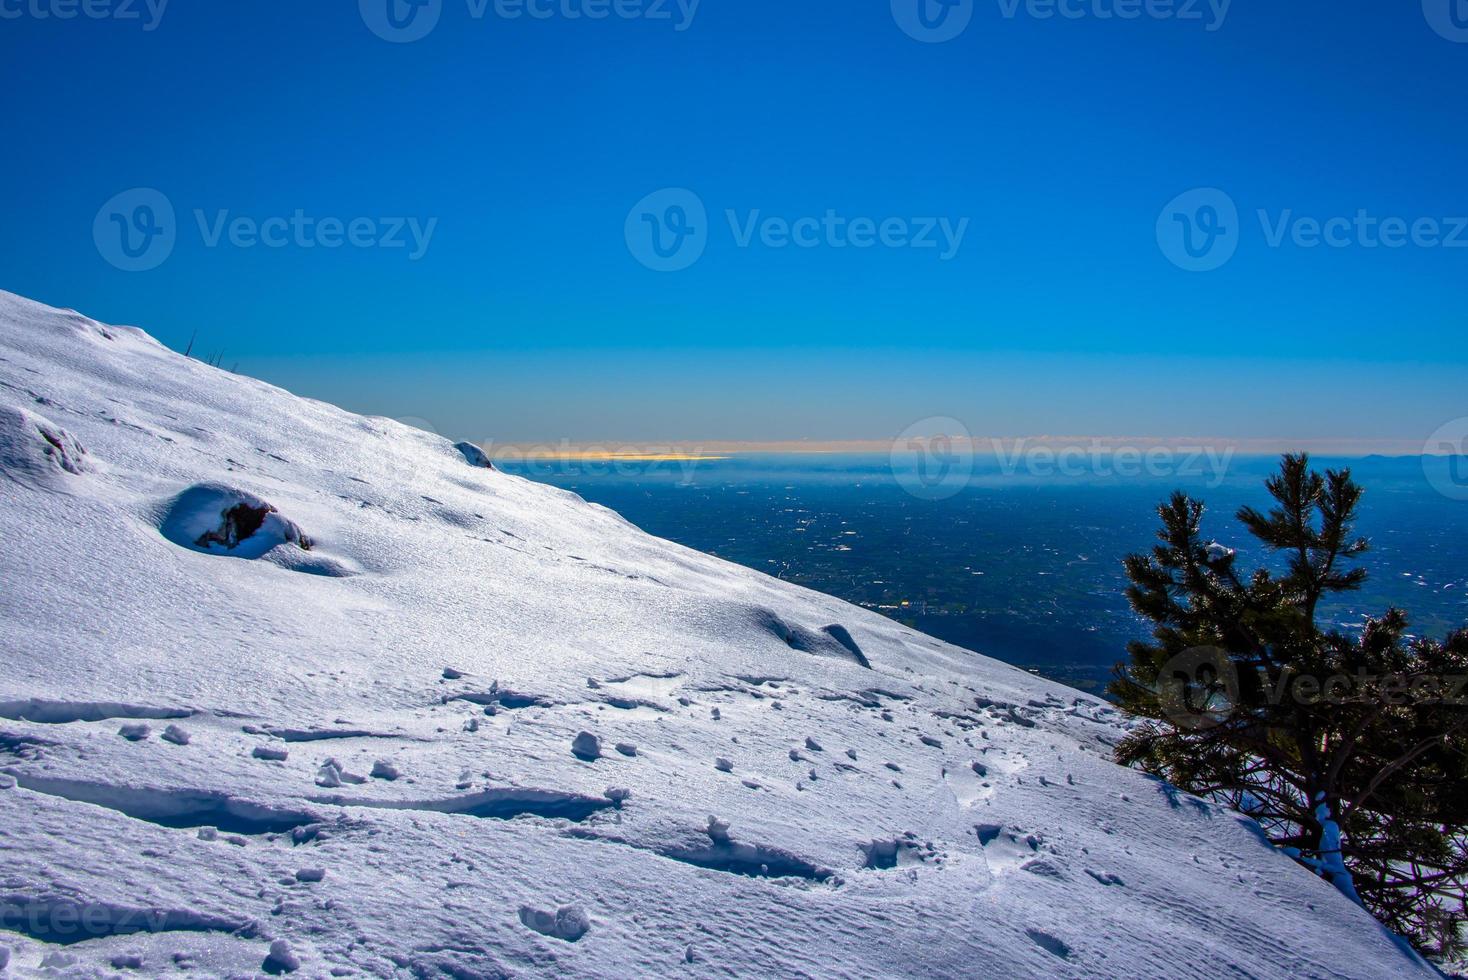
[1,2,1464,444]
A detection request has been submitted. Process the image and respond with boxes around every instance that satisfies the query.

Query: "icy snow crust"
[0,290,1431,978]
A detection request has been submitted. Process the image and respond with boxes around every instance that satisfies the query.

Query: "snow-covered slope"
[0,290,1432,979]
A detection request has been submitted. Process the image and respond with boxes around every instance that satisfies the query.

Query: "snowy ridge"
[0,289,1433,978]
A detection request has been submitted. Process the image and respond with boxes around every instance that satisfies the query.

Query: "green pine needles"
[1111,453,1468,960]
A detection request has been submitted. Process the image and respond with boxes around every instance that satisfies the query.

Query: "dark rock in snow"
[263,939,300,974]
[455,442,494,469]
[571,731,602,761]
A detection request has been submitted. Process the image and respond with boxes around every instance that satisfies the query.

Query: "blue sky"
[1,1,1464,444]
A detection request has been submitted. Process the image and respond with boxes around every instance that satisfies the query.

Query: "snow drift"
[0,290,1434,978]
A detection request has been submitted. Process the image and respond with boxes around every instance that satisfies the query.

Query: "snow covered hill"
[0,290,1434,978]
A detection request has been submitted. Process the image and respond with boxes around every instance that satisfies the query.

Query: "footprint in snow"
[1025,928,1072,960]
[519,905,590,942]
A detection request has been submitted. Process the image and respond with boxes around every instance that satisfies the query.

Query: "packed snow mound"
[0,405,88,488]
[0,289,1434,979]
[159,483,311,558]
[154,483,357,577]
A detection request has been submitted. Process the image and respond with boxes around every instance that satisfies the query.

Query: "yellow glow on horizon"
[515,452,732,462]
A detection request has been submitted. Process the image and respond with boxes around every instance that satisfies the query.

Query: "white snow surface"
[0,290,1433,978]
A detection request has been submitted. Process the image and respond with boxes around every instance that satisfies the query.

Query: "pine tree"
[1111,453,1468,959]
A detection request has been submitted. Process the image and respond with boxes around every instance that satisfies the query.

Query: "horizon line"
[472,436,1445,459]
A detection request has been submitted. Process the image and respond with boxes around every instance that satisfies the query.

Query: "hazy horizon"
[464,437,1451,458]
